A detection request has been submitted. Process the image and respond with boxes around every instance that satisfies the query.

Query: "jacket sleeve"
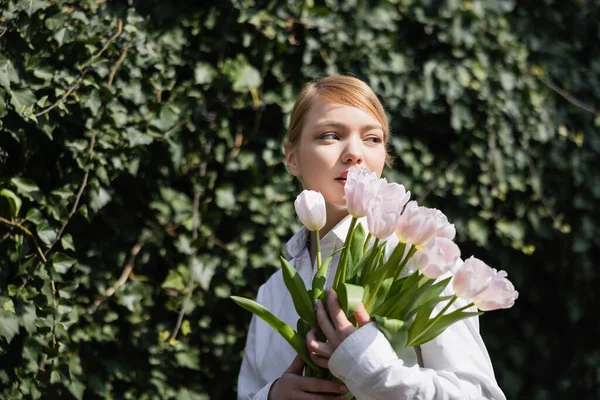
[237,285,278,400]
[327,295,506,400]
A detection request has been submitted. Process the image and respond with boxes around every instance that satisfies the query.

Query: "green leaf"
[17,0,51,17]
[337,283,364,316]
[347,245,375,285]
[26,208,44,225]
[230,296,317,369]
[37,222,58,247]
[11,177,42,201]
[280,256,316,326]
[0,58,20,90]
[311,249,342,301]
[407,311,482,347]
[61,233,75,251]
[408,295,454,336]
[90,186,111,212]
[0,188,22,218]
[405,277,452,320]
[16,302,37,333]
[10,89,37,112]
[222,54,262,93]
[1,298,15,313]
[215,185,236,210]
[162,270,186,291]
[373,315,407,354]
[52,253,77,274]
[150,107,179,132]
[181,320,191,336]
[194,62,217,84]
[349,223,366,266]
[0,311,20,343]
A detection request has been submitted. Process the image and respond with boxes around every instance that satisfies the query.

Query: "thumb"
[353,303,372,327]
[285,354,305,375]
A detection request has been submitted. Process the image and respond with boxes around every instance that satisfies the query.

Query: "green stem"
[408,296,458,346]
[363,238,380,282]
[452,301,476,314]
[363,232,372,254]
[334,217,357,290]
[418,274,431,287]
[429,296,457,326]
[392,244,417,280]
[315,230,322,268]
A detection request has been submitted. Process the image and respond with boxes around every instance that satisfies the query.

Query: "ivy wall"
[1,0,599,398]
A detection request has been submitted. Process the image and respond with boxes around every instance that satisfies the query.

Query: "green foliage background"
[1,0,599,398]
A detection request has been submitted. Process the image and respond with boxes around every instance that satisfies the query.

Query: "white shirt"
[237,216,506,400]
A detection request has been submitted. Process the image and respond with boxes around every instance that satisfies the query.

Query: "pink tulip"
[417,237,461,279]
[473,271,519,311]
[345,166,382,218]
[395,202,439,247]
[366,182,410,239]
[395,203,457,247]
[294,190,326,231]
[431,209,456,240]
[453,256,497,299]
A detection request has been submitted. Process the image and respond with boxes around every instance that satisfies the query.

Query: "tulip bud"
[473,271,519,311]
[453,256,496,300]
[395,202,438,247]
[345,166,381,218]
[417,237,461,279]
[396,203,456,247]
[366,182,410,239]
[294,190,326,231]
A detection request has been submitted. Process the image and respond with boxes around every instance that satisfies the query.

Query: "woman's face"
[285,97,387,210]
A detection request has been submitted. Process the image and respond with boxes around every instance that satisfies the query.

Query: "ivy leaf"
[0,311,20,343]
[52,253,77,274]
[10,89,37,113]
[11,177,42,201]
[194,63,217,85]
[215,185,236,210]
[17,0,51,17]
[222,55,262,93]
[61,233,75,251]
[16,302,37,333]
[37,222,58,247]
[0,188,22,218]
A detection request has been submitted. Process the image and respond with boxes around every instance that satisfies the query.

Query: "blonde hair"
[285,75,392,166]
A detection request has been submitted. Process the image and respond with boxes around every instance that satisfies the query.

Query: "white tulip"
[417,237,461,279]
[366,182,410,239]
[453,256,497,300]
[345,166,382,218]
[294,190,326,231]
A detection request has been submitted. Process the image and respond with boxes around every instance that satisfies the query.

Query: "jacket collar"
[285,215,365,260]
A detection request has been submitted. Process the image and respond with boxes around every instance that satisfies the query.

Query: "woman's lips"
[335,178,347,185]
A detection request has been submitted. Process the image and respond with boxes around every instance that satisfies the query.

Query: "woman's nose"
[342,137,363,164]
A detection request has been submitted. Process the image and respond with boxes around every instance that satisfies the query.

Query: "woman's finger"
[308,352,330,369]
[353,303,372,327]
[315,300,337,341]
[298,376,349,396]
[326,288,353,332]
[306,328,333,357]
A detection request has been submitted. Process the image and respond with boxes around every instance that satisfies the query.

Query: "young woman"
[237,75,506,400]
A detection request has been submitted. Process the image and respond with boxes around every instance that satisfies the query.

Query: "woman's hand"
[306,288,372,368]
[268,354,349,399]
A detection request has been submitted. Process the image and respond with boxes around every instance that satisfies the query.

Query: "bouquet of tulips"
[232,167,518,393]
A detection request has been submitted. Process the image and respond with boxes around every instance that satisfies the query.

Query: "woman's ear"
[284,142,300,177]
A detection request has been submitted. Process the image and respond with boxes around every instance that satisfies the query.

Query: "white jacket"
[237,216,506,400]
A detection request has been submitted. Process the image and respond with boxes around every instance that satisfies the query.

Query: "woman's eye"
[320,133,340,140]
[366,136,383,143]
